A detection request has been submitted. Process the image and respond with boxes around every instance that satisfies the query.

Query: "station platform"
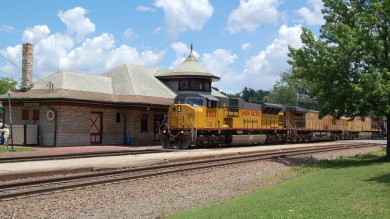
[0,144,161,159]
[0,140,386,181]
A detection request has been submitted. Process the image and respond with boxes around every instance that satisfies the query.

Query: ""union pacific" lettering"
[240,110,261,117]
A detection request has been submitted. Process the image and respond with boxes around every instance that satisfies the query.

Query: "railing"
[286,120,297,136]
[159,114,197,142]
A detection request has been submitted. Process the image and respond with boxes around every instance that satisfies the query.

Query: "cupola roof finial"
[188,43,195,59]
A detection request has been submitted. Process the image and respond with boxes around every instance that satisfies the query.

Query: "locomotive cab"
[160,95,221,149]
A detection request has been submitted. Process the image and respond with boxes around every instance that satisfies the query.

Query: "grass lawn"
[0,146,37,153]
[169,149,390,218]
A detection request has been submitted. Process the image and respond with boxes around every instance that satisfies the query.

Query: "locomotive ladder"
[183,116,197,142]
[286,121,297,137]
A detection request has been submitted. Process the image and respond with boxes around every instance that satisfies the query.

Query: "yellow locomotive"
[159,96,382,149]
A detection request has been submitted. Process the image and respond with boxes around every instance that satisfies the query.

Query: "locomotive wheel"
[160,135,170,149]
[178,135,191,149]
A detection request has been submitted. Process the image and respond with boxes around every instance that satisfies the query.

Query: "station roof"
[0,65,176,107]
[0,89,173,106]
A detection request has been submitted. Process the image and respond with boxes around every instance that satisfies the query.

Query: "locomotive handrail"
[161,114,197,142]
[159,115,170,135]
[186,117,198,141]
[286,120,297,136]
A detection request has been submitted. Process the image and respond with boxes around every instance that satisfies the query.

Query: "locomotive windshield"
[174,94,219,108]
[185,97,204,107]
[174,97,204,107]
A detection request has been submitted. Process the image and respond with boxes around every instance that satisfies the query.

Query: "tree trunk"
[387,113,390,159]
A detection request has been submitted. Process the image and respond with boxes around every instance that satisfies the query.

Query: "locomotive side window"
[207,100,217,108]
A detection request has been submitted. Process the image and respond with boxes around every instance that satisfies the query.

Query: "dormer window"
[179,79,211,92]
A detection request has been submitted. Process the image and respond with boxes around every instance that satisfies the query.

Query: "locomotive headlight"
[163,130,166,133]
[181,131,184,134]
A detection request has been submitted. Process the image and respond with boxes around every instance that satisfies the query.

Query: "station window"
[33,110,40,120]
[22,110,29,120]
[141,114,148,133]
[116,112,121,123]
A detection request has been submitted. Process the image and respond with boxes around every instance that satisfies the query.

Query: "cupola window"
[179,79,211,92]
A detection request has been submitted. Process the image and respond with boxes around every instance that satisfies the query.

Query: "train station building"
[0,43,226,146]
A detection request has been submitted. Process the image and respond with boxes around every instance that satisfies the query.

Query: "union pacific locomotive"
[159,96,384,149]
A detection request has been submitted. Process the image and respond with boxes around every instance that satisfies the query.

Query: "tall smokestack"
[22,43,33,91]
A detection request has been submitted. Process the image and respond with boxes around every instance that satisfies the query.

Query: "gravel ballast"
[0,145,384,218]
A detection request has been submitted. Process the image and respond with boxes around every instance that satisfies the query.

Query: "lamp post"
[7,90,15,152]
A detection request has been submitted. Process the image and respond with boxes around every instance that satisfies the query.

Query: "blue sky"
[0,0,324,93]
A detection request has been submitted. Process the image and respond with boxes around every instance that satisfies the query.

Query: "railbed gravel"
[0,145,384,219]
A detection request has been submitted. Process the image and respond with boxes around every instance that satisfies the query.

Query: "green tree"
[0,77,18,94]
[288,0,390,158]
[241,87,269,103]
[266,69,318,108]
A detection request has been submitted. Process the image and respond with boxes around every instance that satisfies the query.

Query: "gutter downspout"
[48,106,57,146]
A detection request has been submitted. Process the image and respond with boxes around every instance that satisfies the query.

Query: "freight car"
[159,96,382,149]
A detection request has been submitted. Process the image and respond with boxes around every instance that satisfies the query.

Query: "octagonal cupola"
[155,44,220,95]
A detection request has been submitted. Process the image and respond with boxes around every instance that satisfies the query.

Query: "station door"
[90,112,102,144]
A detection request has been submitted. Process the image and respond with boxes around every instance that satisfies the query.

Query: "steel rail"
[0,149,174,163]
[0,143,383,200]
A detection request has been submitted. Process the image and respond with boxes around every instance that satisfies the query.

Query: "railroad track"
[0,148,176,163]
[0,143,383,200]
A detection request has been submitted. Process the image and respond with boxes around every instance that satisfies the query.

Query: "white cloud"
[241,25,303,90]
[22,25,51,45]
[202,49,237,77]
[227,0,280,34]
[241,43,251,51]
[0,7,166,81]
[136,5,156,12]
[0,25,17,33]
[202,49,239,93]
[154,26,164,34]
[107,45,166,69]
[0,45,22,80]
[169,42,199,69]
[64,33,115,71]
[123,28,136,40]
[58,7,95,42]
[297,0,324,25]
[154,0,213,40]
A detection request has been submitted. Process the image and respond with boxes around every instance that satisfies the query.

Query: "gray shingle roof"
[33,70,114,94]
[103,64,176,98]
[0,65,177,106]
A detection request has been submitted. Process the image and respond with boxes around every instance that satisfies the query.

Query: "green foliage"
[0,77,18,94]
[288,0,390,119]
[266,69,319,108]
[221,87,270,103]
[241,87,269,103]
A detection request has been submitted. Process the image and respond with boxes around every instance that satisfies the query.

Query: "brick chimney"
[22,43,33,91]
